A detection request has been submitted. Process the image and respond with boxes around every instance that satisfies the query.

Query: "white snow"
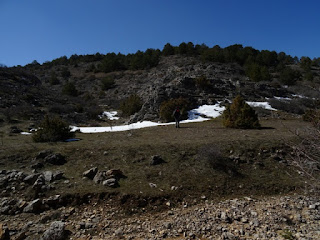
[99,111,119,120]
[23,101,280,135]
[246,101,277,111]
[71,103,226,133]
[20,132,32,135]
[274,96,292,101]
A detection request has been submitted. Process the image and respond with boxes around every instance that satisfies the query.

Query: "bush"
[159,97,190,122]
[222,95,260,129]
[49,72,60,85]
[62,82,79,96]
[119,94,142,116]
[303,109,320,125]
[195,75,211,90]
[61,67,71,79]
[100,76,115,90]
[279,67,301,85]
[33,115,74,142]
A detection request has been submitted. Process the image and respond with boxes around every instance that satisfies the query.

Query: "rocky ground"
[0,194,319,239]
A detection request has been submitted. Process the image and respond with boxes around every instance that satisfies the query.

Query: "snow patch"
[246,101,277,111]
[72,103,225,133]
[99,111,119,120]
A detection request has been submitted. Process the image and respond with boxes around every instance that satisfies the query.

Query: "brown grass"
[0,117,311,200]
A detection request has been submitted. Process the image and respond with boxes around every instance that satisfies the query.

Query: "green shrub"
[100,76,115,90]
[61,67,71,79]
[195,75,211,90]
[119,94,142,116]
[49,72,60,85]
[303,109,320,126]
[222,95,260,129]
[33,115,74,142]
[159,97,190,122]
[279,67,301,85]
[62,82,79,96]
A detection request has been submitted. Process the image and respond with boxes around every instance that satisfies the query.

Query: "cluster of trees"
[23,42,320,85]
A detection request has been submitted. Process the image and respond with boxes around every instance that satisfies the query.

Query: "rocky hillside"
[1,51,320,126]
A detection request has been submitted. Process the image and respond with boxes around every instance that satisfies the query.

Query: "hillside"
[1,43,320,127]
[0,44,320,239]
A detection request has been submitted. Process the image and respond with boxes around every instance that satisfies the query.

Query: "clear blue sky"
[1,0,319,67]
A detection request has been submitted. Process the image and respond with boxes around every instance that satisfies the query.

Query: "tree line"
[24,42,320,85]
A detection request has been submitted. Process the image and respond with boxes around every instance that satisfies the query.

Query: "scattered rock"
[150,155,165,165]
[35,150,53,160]
[93,171,107,184]
[40,221,67,240]
[23,173,40,185]
[0,223,9,240]
[83,167,98,180]
[102,178,117,188]
[44,154,66,165]
[10,126,22,134]
[23,199,43,213]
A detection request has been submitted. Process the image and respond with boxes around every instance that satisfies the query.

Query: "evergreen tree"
[223,95,260,129]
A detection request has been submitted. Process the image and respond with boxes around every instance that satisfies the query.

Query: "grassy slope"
[0,117,310,201]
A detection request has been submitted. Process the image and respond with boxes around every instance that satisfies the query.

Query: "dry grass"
[0,117,312,200]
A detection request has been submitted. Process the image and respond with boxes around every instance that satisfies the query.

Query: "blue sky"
[1,0,320,67]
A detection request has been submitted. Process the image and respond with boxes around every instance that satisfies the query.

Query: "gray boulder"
[93,171,107,184]
[83,167,98,180]
[150,155,165,165]
[40,221,67,240]
[32,175,45,191]
[23,199,43,213]
[23,173,40,185]
[43,171,54,182]
[44,154,66,165]
[35,150,53,160]
[102,178,117,188]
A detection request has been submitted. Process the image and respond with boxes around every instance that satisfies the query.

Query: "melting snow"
[71,103,226,133]
[246,102,277,111]
[99,111,119,120]
[24,101,280,134]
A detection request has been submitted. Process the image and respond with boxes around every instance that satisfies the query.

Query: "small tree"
[195,75,211,90]
[62,82,79,96]
[119,94,142,116]
[222,95,260,129]
[101,76,115,90]
[159,97,190,122]
[33,115,74,142]
[279,67,301,86]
